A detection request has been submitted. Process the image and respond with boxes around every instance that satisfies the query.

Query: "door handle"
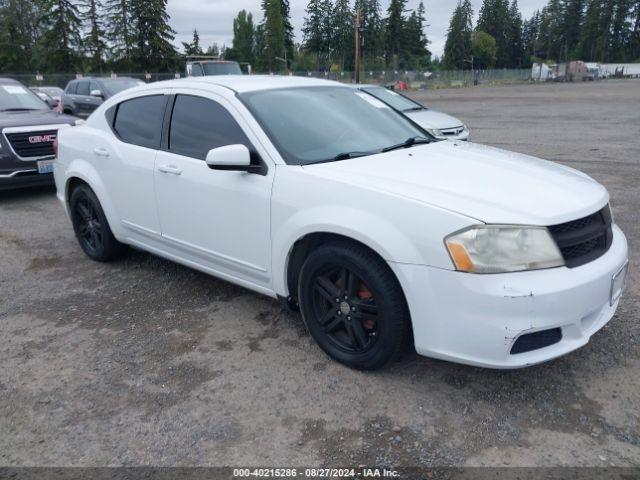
[158,164,182,175]
[93,147,110,158]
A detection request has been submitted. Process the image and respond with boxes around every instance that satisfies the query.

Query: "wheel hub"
[339,301,351,316]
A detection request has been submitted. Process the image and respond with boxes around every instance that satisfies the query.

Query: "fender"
[272,206,424,297]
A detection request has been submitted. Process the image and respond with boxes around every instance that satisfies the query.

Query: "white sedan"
[352,85,470,141]
[54,75,629,370]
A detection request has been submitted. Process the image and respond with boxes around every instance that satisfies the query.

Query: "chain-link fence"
[2,69,533,90]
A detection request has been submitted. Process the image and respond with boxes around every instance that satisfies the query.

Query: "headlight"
[445,226,565,274]
[425,128,445,139]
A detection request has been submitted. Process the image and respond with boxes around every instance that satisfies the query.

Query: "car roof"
[145,75,349,94]
[71,77,140,82]
[0,77,22,85]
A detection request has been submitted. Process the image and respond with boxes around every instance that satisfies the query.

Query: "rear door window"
[66,82,78,94]
[77,81,90,96]
[168,94,251,160]
[113,95,167,149]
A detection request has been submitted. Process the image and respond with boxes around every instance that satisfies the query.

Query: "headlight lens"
[425,128,445,139]
[445,226,565,274]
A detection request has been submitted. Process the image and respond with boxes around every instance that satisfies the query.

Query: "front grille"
[511,328,562,355]
[440,126,465,136]
[4,129,57,159]
[548,206,613,268]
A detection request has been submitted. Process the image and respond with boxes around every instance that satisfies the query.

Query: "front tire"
[298,241,410,370]
[69,185,127,262]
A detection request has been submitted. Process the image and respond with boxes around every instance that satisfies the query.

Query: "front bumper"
[390,224,629,368]
[0,171,54,191]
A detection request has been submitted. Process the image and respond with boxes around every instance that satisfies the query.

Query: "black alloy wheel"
[298,241,410,370]
[311,265,380,353]
[69,184,128,262]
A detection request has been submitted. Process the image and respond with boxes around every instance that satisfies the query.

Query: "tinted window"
[66,82,77,94]
[114,95,166,149]
[169,95,250,160]
[77,81,90,96]
[202,62,242,76]
[191,64,204,76]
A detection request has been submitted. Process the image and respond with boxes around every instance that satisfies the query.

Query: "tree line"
[0,0,179,74]
[443,0,640,71]
[223,0,431,72]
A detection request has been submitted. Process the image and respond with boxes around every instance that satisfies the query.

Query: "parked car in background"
[0,78,78,190]
[54,76,628,371]
[353,85,470,141]
[61,77,144,118]
[186,57,245,77]
[30,88,58,110]
[30,86,64,112]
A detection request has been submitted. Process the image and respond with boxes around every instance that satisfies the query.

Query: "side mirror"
[205,144,263,174]
[90,89,103,98]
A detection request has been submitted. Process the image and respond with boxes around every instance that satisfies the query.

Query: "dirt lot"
[1,80,639,469]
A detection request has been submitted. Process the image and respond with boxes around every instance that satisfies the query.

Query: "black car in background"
[0,78,78,190]
[61,77,144,118]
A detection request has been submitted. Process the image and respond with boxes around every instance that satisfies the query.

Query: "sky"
[167,0,548,59]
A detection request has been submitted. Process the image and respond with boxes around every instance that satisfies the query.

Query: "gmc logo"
[28,134,56,144]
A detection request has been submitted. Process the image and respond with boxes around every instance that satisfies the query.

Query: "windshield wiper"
[381,136,431,153]
[306,151,373,165]
[403,106,424,112]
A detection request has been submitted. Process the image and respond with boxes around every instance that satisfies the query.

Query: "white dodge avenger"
[54,76,629,370]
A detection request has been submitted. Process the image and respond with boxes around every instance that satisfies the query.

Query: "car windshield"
[202,62,242,75]
[103,79,144,95]
[0,84,49,111]
[361,86,425,112]
[239,86,429,165]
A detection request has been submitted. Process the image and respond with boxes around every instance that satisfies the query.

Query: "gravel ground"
[0,79,638,469]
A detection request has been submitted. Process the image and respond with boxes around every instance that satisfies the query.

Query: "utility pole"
[355,9,362,84]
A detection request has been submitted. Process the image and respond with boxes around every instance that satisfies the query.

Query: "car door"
[74,80,96,118]
[153,90,274,288]
[99,93,169,237]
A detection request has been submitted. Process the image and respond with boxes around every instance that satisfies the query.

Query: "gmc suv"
[0,78,78,190]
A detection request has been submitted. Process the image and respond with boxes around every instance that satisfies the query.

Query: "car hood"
[0,110,77,129]
[302,141,608,226]
[405,109,464,130]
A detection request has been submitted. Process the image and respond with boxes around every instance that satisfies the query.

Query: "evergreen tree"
[130,0,177,70]
[580,0,602,60]
[632,0,640,59]
[0,0,38,73]
[331,0,354,70]
[508,0,525,67]
[562,0,586,60]
[82,0,107,72]
[259,0,286,71]
[355,0,384,68]
[403,3,431,69]
[280,0,295,66]
[611,0,633,60]
[384,0,407,68]
[105,0,134,68]
[443,0,473,70]
[182,29,203,56]
[522,11,541,59]
[302,0,332,69]
[477,0,511,67]
[229,10,255,64]
[36,0,83,72]
[472,30,497,68]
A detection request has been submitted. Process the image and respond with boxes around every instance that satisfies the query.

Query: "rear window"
[113,95,167,149]
[66,82,78,94]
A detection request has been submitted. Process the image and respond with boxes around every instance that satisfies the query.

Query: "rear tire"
[298,241,410,370]
[69,184,127,262]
